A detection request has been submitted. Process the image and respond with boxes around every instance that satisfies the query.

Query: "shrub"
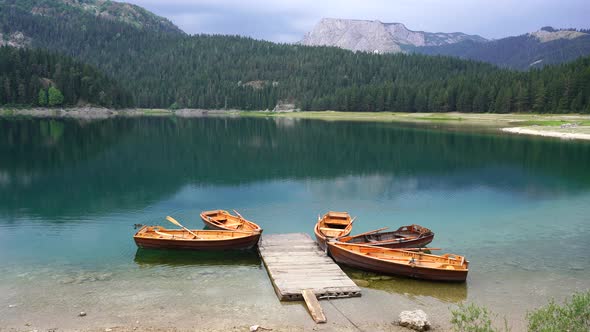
[48,86,64,106]
[527,291,590,332]
[450,303,509,332]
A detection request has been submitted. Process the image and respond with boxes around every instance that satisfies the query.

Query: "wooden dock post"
[258,233,361,322]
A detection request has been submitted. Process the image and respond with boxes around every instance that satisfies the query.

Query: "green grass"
[450,291,590,332]
[527,291,590,332]
[141,109,172,115]
[450,303,509,332]
[1,108,15,116]
[414,116,464,122]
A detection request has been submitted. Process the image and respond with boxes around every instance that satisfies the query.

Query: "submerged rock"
[78,311,87,317]
[399,309,430,331]
[351,278,370,287]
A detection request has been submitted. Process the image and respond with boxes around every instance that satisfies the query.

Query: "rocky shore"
[1,107,240,119]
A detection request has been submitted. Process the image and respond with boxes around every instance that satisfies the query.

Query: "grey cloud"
[127,0,590,42]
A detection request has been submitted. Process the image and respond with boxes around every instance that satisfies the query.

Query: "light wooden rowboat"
[133,226,261,250]
[327,242,468,282]
[200,210,262,232]
[314,211,354,251]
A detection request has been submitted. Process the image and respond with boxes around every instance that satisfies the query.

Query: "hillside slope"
[415,27,590,70]
[0,0,183,35]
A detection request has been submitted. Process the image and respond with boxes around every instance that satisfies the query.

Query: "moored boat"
[200,210,262,232]
[327,242,468,282]
[133,225,261,250]
[337,224,434,248]
[314,211,354,251]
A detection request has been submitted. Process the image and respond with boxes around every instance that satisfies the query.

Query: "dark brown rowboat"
[314,211,354,251]
[327,242,468,282]
[133,226,261,250]
[338,224,434,248]
[200,210,262,232]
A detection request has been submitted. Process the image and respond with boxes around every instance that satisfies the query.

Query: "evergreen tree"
[38,88,48,106]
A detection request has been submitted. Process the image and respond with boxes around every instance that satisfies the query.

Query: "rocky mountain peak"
[300,18,487,53]
[529,27,587,43]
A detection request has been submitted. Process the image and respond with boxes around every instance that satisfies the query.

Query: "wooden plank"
[301,289,327,323]
[258,233,361,304]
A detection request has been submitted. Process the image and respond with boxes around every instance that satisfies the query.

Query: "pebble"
[8,304,17,308]
[78,311,87,317]
[105,328,113,332]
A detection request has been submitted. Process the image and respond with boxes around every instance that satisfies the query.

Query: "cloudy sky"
[128,0,589,42]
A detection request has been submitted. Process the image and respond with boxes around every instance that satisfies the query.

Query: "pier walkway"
[258,233,361,322]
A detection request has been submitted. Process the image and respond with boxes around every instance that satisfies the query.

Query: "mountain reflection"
[0,116,588,218]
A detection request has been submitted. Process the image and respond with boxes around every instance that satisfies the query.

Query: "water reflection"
[133,248,261,267]
[0,116,589,220]
[342,266,468,303]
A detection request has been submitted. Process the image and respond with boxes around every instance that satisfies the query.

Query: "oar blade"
[166,216,182,228]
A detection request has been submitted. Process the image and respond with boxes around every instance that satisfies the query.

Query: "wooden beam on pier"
[301,289,327,323]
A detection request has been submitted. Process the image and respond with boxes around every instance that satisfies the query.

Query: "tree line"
[0,46,133,107]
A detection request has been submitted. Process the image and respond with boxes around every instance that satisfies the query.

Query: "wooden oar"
[166,216,201,239]
[337,227,389,241]
[403,247,441,251]
[232,209,245,220]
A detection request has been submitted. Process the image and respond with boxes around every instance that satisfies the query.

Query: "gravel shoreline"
[4,108,590,141]
[501,126,590,140]
[1,108,240,119]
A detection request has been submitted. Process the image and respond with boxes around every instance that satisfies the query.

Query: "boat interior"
[318,212,352,237]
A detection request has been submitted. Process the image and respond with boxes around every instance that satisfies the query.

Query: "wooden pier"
[258,233,361,322]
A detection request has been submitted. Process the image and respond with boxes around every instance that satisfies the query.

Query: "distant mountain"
[299,18,487,53]
[1,1,589,114]
[300,20,590,70]
[415,27,590,70]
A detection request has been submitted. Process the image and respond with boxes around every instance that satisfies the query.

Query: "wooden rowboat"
[200,210,262,232]
[327,242,468,282]
[133,226,261,250]
[338,224,434,248]
[314,211,354,251]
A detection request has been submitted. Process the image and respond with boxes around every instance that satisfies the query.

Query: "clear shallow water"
[0,117,589,328]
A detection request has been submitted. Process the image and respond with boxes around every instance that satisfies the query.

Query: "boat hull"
[134,230,261,251]
[327,243,468,282]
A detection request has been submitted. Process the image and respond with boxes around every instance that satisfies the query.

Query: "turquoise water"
[0,116,589,328]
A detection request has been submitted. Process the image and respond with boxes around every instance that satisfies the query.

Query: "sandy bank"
[502,126,590,141]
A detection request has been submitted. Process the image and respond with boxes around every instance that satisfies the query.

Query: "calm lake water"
[0,116,589,329]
